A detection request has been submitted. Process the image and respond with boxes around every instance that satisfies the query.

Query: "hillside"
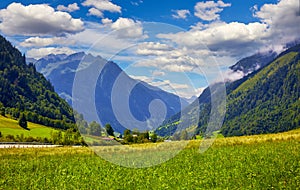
[0,115,62,139]
[157,44,300,137]
[222,45,300,136]
[0,35,75,130]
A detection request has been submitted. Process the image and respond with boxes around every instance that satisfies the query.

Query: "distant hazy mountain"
[32,52,188,133]
[229,51,277,75]
[157,46,300,137]
[32,52,99,103]
[183,96,197,104]
[25,57,37,65]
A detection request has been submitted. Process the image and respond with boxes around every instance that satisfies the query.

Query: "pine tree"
[105,124,114,136]
[18,113,28,129]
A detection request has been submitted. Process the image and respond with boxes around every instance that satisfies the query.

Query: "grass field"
[1,128,300,189]
[0,115,62,139]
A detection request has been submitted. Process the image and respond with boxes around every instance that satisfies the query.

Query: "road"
[0,144,62,148]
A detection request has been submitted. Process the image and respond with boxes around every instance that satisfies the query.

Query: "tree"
[88,121,101,136]
[151,132,158,143]
[63,129,73,145]
[141,131,149,140]
[18,113,28,129]
[50,131,62,145]
[0,102,5,116]
[123,129,133,143]
[105,123,114,136]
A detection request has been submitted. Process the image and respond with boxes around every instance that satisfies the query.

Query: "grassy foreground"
[1,129,300,189]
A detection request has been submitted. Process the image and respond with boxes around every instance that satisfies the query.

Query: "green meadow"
[1,129,300,189]
[0,115,63,139]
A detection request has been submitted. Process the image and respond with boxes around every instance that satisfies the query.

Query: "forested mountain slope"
[222,45,300,136]
[0,35,75,129]
[157,44,300,137]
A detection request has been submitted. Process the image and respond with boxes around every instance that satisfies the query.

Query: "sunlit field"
[1,129,300,189]
[0,115,63,139]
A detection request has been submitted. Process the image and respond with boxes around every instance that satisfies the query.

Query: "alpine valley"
[30,52,188,133]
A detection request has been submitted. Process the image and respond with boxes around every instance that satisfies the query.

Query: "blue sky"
[0,0,299,98]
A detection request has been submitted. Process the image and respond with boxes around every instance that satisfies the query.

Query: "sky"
[0,0,299,98]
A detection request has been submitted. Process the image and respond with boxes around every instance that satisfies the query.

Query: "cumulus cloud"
[172,9,190,19]
[88,7,104,17]
[111,17,145,39]
[136,42,174,56]
[134,41,222,73]
[57,3,79,12]
[20,37,75,47]
[152,70,165,77]
[253,0,300,51]
[69,22,138,58]
[27,47,76,59]
[102,18,113,25]
[0,3,84,36]
[194,0,231,21]
[82,0,121,13]
[158,21,268,57]
[134,55,203,72]
[158,0,300,59]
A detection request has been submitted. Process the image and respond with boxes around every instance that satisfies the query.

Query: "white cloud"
[131,0,143,6]
[134,55,202,72]
[57,3,79,12]
[20,37,75,47]
[88,7,104,17]
[102,18,113,25]
[27,47,76,59]
[152,70,165,77]
[136,42,174,56]
[134,41,221,73]
[111,17,145,39]
[158,0,300,60]
[69,21,138,59]
[253,0,300,51]
[139,42,173,51]
[158,21,268,57]
[172,9,190,19]
[0,3,84,36]
[131,75,187,91]
[222,69,245,82]
[194,0,231,21]
[82,0,121,13]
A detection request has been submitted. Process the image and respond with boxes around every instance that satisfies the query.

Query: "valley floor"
[1,128,300,189]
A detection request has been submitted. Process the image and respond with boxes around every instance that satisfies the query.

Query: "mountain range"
[30,52,188,133]
[1,32,299,138]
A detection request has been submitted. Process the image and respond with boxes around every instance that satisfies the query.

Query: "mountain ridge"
[33,52,188,133]
[156,45,300,137]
